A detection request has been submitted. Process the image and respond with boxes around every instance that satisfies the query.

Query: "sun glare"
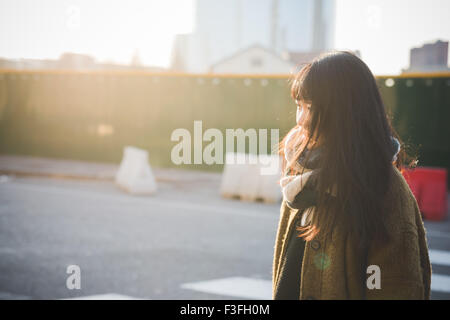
[0,0,194,67]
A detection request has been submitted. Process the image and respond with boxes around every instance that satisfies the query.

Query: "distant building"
[283,51,323,71]
[57,53,97,70]
[170,33,208,73]
[209,44,295,74]
[0,52,167,72]
[171,0,335,73]
[403,40,449,73]
[0,57,58,70]
[282,49,361,72]
[208,46,363,75]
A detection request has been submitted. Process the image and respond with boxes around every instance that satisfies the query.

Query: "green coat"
[272,165,432,299]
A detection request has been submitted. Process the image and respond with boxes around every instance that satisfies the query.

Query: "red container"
[402,167,448,221]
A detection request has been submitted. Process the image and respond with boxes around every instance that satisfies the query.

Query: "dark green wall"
[378,76,450,171]
[0,71,448,173]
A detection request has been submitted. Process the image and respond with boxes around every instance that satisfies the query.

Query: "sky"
[0,0,194,67]
[334,0,450,74]
[0,0,449,74]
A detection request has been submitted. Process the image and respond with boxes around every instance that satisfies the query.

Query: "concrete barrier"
[115,146,157,195]
[220,152,282,203]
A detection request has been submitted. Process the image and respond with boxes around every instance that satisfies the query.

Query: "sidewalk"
[0,154,222,184]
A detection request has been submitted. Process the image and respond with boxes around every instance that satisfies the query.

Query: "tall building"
[402,40,449,73]
[171,0,335,73]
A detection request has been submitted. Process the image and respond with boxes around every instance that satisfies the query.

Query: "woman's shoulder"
[384,165,421,233]
[390,165,417,206]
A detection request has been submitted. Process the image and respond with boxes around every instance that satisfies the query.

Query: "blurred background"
[0,0,449,300]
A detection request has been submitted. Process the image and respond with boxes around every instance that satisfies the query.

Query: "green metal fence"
[377,75,450,172]
[0,71,448,173]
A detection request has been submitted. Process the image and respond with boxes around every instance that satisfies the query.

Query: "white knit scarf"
[279,128,401,226]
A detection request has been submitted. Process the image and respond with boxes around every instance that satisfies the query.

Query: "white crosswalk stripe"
[182,275,450,299]
[0,293,142,300]
[62,293,142,300]
[181,277,272,300]
[429,249,450,267]
[431,275,450,293]
[181,250,450,299]
[430,249,450,293]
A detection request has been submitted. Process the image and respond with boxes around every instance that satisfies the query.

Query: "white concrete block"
[237,153,260,201]
[115,146,157,195]
[220,152,282,203]
[219,152,246,198]
[257,154,283,203]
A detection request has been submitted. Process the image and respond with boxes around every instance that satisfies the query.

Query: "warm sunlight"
[0,0,194,67]
[0,0,448,305]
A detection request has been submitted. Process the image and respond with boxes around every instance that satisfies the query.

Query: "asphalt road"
[0,176,449,300]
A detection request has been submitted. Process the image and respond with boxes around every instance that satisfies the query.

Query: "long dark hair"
[278,51,416,248]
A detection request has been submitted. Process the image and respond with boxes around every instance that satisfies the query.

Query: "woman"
[272,51,432,300]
